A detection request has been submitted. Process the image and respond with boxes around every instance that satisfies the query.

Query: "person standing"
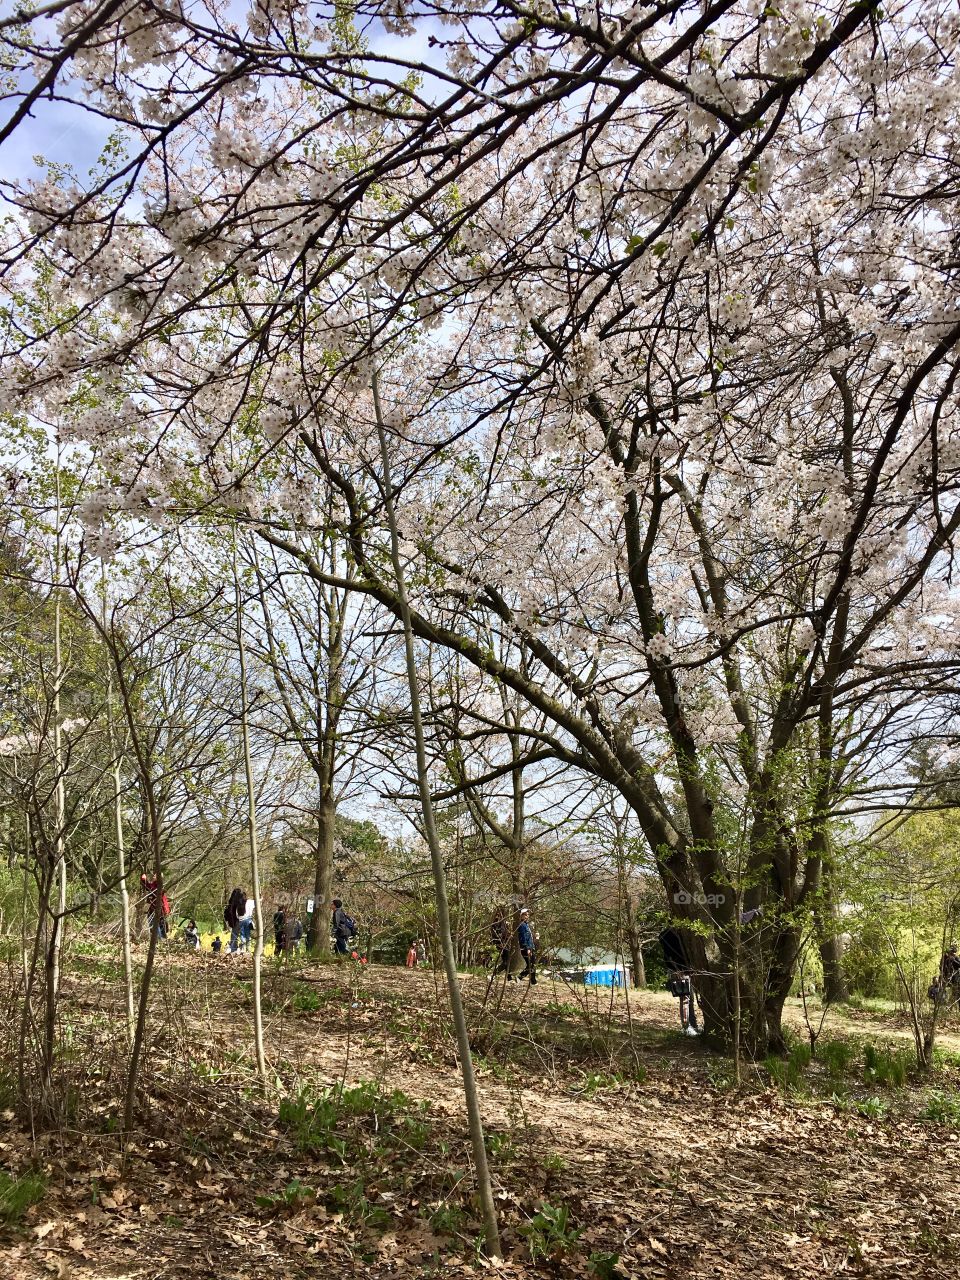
[238,894,255,952]
[286,915,304,956]
[331,899,355,955]
[518,908,537,985]
[141,873,171,940]
[940,944,960,988]
[224,887,246,953]
[406,939,418,968]
[273,905,287,956]
[491,913,510,974]
[659,925,700,1036]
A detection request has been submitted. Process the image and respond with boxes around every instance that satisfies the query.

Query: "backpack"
[342,914,358,938]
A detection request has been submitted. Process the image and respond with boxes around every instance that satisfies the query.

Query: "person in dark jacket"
[940,944,960,988]
[659,926,699,1036]
[273,906,287,954]
[518,908,537,985]
[331,899,353,955]
[491,913,511,974]
[224,887,246,954]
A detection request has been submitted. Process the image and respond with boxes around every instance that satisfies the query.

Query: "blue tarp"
[584,965,627,987]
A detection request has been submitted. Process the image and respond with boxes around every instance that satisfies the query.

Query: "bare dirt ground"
[3,953,960,1280]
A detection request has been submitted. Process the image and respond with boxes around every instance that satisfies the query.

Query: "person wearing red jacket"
[140,873,171,940]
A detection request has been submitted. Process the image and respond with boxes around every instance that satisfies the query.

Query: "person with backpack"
[224,887,246,953]
[331,898,356,955]
[517,908,537,985]
[286,915,304,956]
[659,925,700,1036]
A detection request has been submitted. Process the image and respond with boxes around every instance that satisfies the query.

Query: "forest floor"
[3,948,960,1280]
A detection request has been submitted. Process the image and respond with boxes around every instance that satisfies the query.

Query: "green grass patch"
[277,1081,425,1162]
[766,1040,812,1092]
[0,1171,45,1226]
[291,988,322,1013]
[818,1038,857,1081]
[863,1043,911,1089]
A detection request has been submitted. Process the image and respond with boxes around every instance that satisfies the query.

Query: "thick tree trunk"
[687,921,799,1056]
[628,932,645,990]
[816,890,849,1003]
[307,789,335,954]
[818,931,848,1003]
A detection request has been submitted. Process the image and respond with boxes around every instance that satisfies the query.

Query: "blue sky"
[2,15,445,196]
[3,92,116,193]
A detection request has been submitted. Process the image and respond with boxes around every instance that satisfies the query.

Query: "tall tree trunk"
[621,884,645,990]
[104,573,136,1043]
[45,480,67,1107]
[20,808,30,988]
[120,749,164,1140]
[50,492,67,1004]
[373,367,501,1259]
[113,752,136,1044]
[18,849,48,1111]
[626,923,645,990]
[235,544,268,1091]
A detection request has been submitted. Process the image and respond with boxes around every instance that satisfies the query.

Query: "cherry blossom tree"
[4,0,960,1061]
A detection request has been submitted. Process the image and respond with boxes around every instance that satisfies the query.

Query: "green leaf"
[590,1253,628,1280]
